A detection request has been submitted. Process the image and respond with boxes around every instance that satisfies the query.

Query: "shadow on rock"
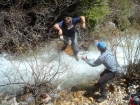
[71,82,100,99]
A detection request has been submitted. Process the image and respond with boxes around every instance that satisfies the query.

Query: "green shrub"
[109,0,133,30]
[80,0,111,27]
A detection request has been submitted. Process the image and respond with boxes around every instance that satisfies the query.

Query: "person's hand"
[82,56,87,61]
[58,29,62,36]
[82,23,86,29]
[94,40,98,43]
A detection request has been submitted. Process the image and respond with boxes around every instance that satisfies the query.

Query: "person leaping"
[54,16,86,61]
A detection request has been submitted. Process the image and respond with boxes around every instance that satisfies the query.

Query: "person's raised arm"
[54,23,62,36]
[80,16,86,29]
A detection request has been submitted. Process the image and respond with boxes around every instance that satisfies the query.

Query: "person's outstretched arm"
[80,16,86,29]
[82,56,102,67]
[54,23,62,36]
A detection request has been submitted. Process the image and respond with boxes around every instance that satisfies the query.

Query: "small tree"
[79,0,111,28]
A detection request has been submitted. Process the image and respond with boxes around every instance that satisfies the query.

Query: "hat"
[95,41,107,50]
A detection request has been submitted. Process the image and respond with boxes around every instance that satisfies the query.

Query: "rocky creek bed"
[0,75,139,105]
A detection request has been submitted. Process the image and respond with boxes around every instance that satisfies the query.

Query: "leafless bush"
[0,0,82,54]
[0,41,75,104]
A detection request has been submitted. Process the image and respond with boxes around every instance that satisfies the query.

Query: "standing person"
[54,16,86,61]
[82,40,121,103]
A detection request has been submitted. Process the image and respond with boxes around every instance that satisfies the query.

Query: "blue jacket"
[85,49,121,72]
[58,17,80,37]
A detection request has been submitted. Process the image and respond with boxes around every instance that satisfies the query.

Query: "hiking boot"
[74,54,79,61]
[97,95,107,103]
[97,91,107,103]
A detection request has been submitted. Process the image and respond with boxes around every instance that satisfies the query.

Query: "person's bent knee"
[98,79,105,85]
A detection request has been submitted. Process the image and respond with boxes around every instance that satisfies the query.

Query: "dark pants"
[98,69,116,95]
